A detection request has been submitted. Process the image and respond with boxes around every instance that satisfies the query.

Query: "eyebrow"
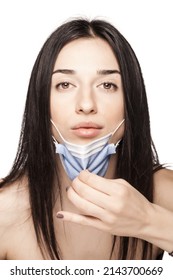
[52,69,121,75]
[52,69,75,75]
[97,69,121,75]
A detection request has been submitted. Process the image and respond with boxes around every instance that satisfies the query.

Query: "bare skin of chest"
[7,217,114,260]
[6,216,159,260]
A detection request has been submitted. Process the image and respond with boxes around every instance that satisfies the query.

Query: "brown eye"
[103,82,117,90]
[102,83,118,92]
[103,83,111,89]
[56,82,70,90]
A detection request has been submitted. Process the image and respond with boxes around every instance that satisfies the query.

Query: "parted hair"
[0,18,160,259]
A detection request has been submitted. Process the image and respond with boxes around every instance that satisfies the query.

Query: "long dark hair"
[0,18,160,259]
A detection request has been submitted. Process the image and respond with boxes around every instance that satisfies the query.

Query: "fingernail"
[66,186,70,192]
[56,213,64,219]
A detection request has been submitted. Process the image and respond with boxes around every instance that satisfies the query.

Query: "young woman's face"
[50,37,124,145]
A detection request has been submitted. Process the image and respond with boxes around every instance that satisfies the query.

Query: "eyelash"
[55,82,118,92]
[100,82,118,92]
[55,82,73,90]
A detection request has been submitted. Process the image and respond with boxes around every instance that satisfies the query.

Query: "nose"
[75,87,97,115]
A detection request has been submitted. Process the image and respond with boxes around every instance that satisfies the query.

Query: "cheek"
[50,94,74,138]
[50,95,58,121]
[105,99,124,122]
[50,97,68,142]
[50,93,67,121]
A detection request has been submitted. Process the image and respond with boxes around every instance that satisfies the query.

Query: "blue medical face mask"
[51,119,124,181]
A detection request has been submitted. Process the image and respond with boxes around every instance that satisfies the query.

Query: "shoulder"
[0,176,30,215]
[0,177,30,259]
[153,168,173,211]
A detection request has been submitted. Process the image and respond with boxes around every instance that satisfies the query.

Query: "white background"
[0,0,172,178]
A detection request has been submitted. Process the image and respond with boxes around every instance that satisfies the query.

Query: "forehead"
[53,37,119,71]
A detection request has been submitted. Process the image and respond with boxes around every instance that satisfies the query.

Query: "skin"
[50,38,124,145]
[0,37,173,260]
[51,37,173,257]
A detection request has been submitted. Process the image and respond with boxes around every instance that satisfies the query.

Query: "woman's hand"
[56,170,154,239]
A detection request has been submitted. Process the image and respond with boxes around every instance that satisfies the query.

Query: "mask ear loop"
[108,119,125,144]
[111,119,125,135]
[52,135,57,144]
[51,118,125,147]
[50,119,65,144]
[114,139,122,149]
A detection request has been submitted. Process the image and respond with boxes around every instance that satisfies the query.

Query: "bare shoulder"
[0,177,30,259]
[0,176,30,217]
[153,168,173,211]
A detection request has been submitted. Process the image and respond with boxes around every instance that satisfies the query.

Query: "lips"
[72,122,103,129]
[71,122,103,138]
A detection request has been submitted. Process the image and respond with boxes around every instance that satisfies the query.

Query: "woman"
[0,18,173,260]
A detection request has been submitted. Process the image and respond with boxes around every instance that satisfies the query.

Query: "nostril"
[76,104,97,114]
[77,108,96,114]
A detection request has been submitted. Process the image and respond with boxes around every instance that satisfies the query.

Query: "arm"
[56,169,173,253]
[149,168,173,254]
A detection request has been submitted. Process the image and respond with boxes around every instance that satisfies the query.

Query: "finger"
[56,211,110,232]
[78,170,126,195]
[67,186,107,220]
[72,177,113,210]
